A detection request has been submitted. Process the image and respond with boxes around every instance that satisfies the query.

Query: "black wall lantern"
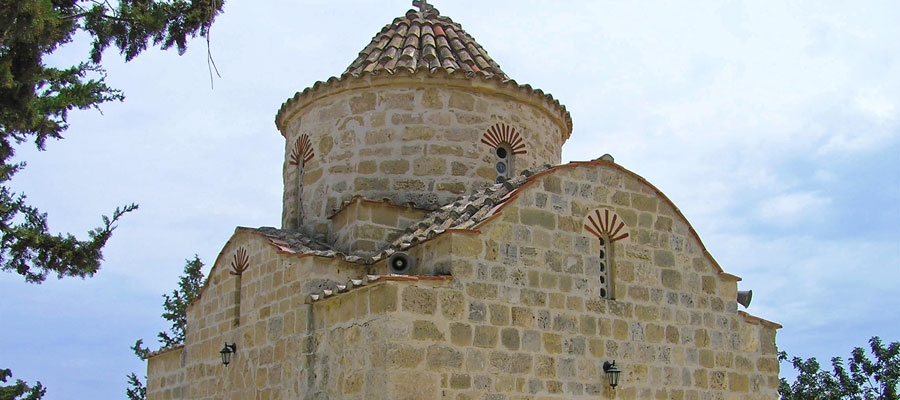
[603,360,621,388]
[220,342,237,366]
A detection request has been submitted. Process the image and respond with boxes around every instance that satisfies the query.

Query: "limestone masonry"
[146,3,781,399]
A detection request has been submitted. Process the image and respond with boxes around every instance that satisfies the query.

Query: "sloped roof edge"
[739,311,783,329]
[145,343,184,360]
[237,159,738,283]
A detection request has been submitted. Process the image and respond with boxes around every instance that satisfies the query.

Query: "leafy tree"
[0,369,45,400]
[127,256,206,399]
[780,336,899,400]
[1,0,224,396]
[124,373,146,400]
[1,0,225,283]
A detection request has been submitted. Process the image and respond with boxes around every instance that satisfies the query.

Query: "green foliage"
[0,0,224,283]
[125,373,146,400]
[127,256,206,399]
[780,336,900,400]
[158,255,206,347]
[0,369,45,400]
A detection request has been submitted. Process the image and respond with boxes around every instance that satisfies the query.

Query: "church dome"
[276,2,573,249]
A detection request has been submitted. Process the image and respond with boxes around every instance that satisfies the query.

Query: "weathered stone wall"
[278,74,569,240]
[387,162,781,399]
[294,161,780,399]
[147,163,780,400]
[145,347,185,400]
[146,231,374,400]
[330,198,429,256]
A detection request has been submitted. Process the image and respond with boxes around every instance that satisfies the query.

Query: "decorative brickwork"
[229,247,249,275]
[482,122,527,155]
[288,134,315,166]
[583,208,630,243]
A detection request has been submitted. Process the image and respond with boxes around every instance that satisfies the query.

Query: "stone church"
[146,2,781,399]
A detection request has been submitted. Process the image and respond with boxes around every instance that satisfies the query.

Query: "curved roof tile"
[344,8,508,80]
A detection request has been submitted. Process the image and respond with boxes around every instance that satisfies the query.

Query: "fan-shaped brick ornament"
[230,247,250,276]
[289,134,315,166]
[583,209,630,242]
[481,123,527,154]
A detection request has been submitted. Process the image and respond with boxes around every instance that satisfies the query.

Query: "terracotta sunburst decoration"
[289,134,315,166]
[481,123,527,154]
[230,247,250,276]
[583,209,630,242]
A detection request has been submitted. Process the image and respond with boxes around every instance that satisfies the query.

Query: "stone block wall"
[402,162,781,399]
[147,231,373,400]
[147,162,780,399]
[278,74,569,237]
[329,197,429,256]
[146,347,185,400]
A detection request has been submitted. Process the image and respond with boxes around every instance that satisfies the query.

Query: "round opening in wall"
[599,250,605,259]
[496,147,508,159]
[599,276,606,284]
[599,262,606,272]
[496,161,507,174]
[600,288,608,298]
[598,237,605,246]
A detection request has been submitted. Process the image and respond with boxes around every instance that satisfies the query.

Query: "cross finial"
[412,0,434,13]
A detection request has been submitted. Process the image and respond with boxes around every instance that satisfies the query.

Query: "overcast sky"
[1,1,898,398]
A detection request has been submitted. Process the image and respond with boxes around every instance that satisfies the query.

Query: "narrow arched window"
[482,123,527,183]
[494,143,513,182]
[583,209,630,300]
[289,134,314,227]
[596,234,612,299]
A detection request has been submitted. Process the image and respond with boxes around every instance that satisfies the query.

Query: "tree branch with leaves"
[1,1,224,397]
[779,336,899,400]
[0,0,225,284]
[127,256,206,400]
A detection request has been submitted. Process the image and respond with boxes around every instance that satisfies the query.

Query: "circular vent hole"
[496,147,508,159]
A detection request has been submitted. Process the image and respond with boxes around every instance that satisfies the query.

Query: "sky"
[1,0,898,398]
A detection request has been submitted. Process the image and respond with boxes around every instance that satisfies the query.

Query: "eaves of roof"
[274,69,573,144]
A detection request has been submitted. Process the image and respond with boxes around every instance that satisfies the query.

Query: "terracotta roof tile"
[241,166,548,265]
[345,8,508,80]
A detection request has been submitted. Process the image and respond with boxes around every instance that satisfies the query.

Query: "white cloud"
[757,191,832,226]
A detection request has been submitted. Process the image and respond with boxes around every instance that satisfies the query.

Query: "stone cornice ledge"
[275,68,573,143]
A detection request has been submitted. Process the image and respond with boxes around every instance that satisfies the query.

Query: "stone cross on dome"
[412,0,439,15]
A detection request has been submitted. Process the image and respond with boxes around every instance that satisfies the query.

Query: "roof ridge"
[382,165,551,252]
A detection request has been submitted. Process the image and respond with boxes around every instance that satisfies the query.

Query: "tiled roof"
[241,166,549,264]
[344,7,508,80]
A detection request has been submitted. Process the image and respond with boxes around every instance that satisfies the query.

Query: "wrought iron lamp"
[220,342,237,366]
[603,360,621,388]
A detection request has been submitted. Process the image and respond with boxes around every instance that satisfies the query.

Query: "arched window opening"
[596,234,612,299]
[495,143,513,183]
[482,123,527,183]
[583,208,631,300]
[289,134,314,227]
